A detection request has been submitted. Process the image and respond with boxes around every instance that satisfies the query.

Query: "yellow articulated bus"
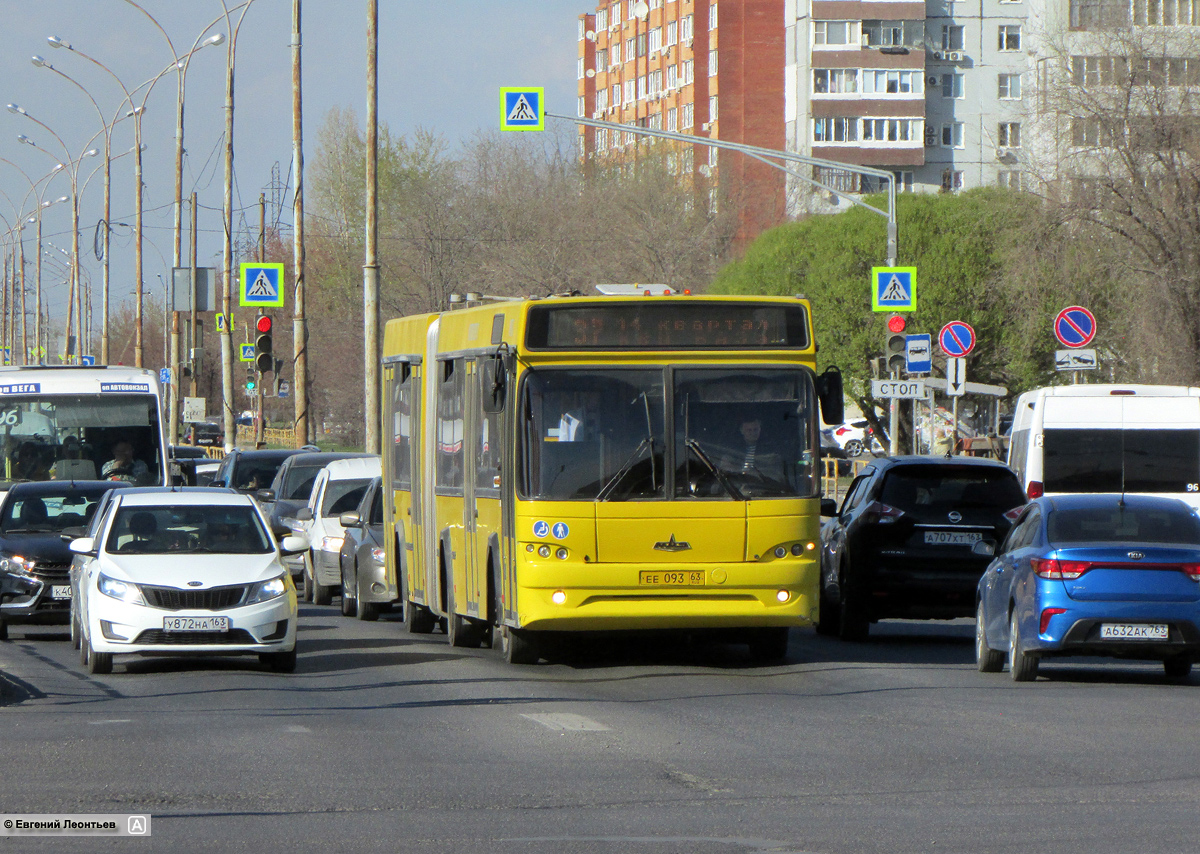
[381,289,843,664]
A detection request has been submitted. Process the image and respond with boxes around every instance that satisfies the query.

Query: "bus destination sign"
[525,303,810,350]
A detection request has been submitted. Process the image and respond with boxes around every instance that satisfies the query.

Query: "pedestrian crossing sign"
[500,87,544,132]
[239,343,255,362]
[871,266,917,312]
[239,262,285,307]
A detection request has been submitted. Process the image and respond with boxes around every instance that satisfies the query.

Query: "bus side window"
[435,359,464,491]
[390,363,413,490]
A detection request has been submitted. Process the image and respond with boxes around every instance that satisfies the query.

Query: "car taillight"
[1181,564,1200,581]
[1031,558,1090,580]
[1003,505,1024,523]
[864,501,905,525]
[835,427,849,436]
[1040,607,1067,633]
[1027,481,1044,499]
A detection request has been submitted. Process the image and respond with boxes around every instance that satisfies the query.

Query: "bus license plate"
[924,531,981,545]
[163,616,229,632]
[1100,623,1168,640]
[639,570,706,586]
[50,585,71,599]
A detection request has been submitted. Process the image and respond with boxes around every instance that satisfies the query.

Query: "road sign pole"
[952,396,959,454]
[889,370,899,456]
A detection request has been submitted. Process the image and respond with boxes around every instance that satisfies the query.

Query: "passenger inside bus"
[102,439,151,485]
[13,442,51,481]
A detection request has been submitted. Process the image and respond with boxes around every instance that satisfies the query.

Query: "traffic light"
[254,314,273,373]
[245,363,256,393]
[885,314,907,374]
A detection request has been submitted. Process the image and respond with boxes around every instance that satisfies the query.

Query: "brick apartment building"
[576,0,788,241]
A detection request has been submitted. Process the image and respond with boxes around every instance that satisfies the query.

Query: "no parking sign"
[1054,306,1096,349]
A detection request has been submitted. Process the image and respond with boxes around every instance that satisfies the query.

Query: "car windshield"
[281,464,325,500]
[233,461,287,492]
[1,489,110,533]
[321,479,372,517]
[880,465,1025,512]
[104,504,273,554]
[1047,504,1200,544]
[518,366,817,501]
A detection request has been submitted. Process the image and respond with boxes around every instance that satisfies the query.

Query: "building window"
[941,73,964,98]
[637,74,647,100]
[863,69,923,94]
[709,3,718,29]
[636,33,647,57]
[1134,0,1200,24]
[998,25,1021,51]
[596,127,609,151]
[579,19,586,40]
[596,89,609,112]
[862,20,920,47]
[596,49,608,73]
[577,58,585,80]
[942,122,964,148]
[624,79,635,103]
[628,0,638,21]
[941,170,965,192]
[998,73,1022,99]
[666,20,678,46]
[814,21,857,46]
[667,64,678,89]
[813,68,860,94]
[862,118,918,142]
[998,122,1021,147]
[709,95,718,120]
[682,59,694,84]
[709,146,719,166]
[626,37,635,59]
[682,102,694,129]
[649,27,662,53]
[813,117,859,142]
[682,14,694,42]
[612,43,621,65]
[862,172,914,192]
[612,83,621,106]
[650,0,661,8]
[667,107,678,131]
[1071,117,1111,146]
[597,8,608,29]
[578,96,586,117]
[709,49,717,75]
[997,170,1024,189]
[648,111,663,130]
[941,25,965,50]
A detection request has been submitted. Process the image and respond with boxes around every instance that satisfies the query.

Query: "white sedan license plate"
[50,585,71,599]
[163,616,229,632]
[924,531,982,546]
[1100,623,1168,640]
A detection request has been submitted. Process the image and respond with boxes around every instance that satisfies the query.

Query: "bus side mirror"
[816,366,844,426]
[481,357,507,413]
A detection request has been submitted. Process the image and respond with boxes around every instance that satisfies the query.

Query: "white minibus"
[1008,384,1200,505]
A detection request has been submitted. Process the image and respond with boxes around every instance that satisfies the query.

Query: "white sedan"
[70,489,306,675]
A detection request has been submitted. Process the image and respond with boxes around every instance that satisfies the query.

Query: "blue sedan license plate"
[163,616,229,632]
[1100,623,1168,640]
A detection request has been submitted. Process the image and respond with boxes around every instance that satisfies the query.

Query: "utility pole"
[256,192,266,447]
[292,0,308,447]
[189,191,198,398]
[362,0,380,454]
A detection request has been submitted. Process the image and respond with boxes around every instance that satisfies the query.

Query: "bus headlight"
[551,590,566,604]
[776,589,790,603]
[538,545,551,558]
[555,547,568,560]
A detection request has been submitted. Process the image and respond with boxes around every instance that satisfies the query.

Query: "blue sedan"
[975,494,1200,681]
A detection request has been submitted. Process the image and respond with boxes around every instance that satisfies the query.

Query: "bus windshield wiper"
[685,439,744,501]
[597,437,653,501]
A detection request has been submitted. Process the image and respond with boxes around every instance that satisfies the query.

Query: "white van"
[1007,384,1200,505]
[297,456,382,605]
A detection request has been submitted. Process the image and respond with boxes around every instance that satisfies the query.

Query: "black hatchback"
[818,456,1025,640]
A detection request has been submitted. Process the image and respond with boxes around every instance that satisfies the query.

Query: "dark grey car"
[337,476,392,621]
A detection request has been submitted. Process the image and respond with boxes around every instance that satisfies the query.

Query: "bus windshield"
[1043,428,1200,493]
[0,395,163,487]
[519,367,816,501]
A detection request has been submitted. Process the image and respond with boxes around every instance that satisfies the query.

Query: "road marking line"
[521,712,609,731]
[285,725,311,733]
[88,719,131,725]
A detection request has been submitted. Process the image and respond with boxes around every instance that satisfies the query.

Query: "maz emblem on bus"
[653,534,692,552]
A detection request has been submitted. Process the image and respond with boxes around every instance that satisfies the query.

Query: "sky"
[0,0,579,353]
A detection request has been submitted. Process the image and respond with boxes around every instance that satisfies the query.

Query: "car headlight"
[0,554,36,579]
[370,547,385,565]
[320,536,344,553]
[98,573,146,605]
[246,573,288,605]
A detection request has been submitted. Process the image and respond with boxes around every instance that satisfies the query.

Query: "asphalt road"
[1,607,1198,854]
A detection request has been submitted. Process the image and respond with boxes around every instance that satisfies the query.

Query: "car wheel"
[499,626,539,664]
[339,564,357,617]
[446,579,482,648]
[404,600,437,634]
[356,571,381,622]
[1009,610,1038,682]
[86,636,113,675]
[746,627,789,663]
[976,601,1005,673]
[1163,657,1192,680]
[838,583,870,642]
[260,648,297,673]
[70,610,80,649]
[79,629,90,666]
[310,553,333,606]
[815,583,842,637]
[843,439,865,457]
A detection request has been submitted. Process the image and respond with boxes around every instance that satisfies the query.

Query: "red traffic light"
[256,315,272,334]
[887,314,907,334]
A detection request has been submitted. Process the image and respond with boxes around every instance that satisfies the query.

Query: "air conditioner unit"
[701,121,711,131]
[927,75,939,85]
[947,51,964,61]
[683,37,693,47]
[861,34,872,47]
[931,50,945,60]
